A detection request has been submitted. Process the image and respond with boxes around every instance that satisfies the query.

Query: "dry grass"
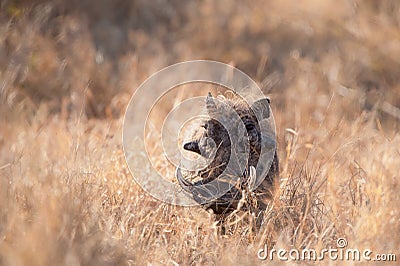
[1,0,400,265]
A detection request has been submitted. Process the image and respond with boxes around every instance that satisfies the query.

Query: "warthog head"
[176,92,279,216]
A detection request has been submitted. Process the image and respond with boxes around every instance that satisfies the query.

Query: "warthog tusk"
[175,167,194,191]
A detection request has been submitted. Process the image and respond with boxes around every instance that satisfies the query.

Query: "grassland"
[0,0,399,265]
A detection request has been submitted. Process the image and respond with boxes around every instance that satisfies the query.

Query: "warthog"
[176,92,279,225]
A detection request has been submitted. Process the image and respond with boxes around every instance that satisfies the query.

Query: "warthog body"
[176,92,279,224]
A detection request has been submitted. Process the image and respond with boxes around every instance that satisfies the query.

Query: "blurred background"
[1,0,399,128]
[1,1,400,264]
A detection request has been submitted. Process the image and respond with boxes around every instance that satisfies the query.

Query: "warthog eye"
[245,124,255,131]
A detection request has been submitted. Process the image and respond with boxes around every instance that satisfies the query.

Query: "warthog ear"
[206,92,218,117]
[251,98,270,120]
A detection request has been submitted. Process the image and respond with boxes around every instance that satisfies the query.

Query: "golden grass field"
[1,0,400,265]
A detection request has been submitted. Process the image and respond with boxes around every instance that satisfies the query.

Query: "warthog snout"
[183,141,200,154]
